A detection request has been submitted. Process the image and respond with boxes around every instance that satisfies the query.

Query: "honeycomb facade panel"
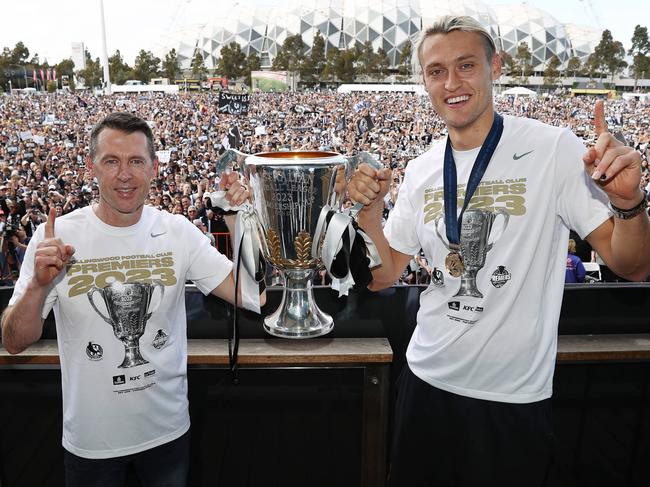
[162,0,599,74]
[492,4,572,71]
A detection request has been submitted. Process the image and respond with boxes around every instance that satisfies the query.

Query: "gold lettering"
[81,263,98,274]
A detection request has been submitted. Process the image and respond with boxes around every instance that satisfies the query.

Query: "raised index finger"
[44,207,56,239]
[594,100,608,136]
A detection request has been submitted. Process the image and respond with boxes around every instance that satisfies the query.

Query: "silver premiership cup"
[436,209,509,298]
[87,281,165,368]
[243,151,347,339]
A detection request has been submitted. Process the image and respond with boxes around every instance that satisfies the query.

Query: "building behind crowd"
[163,0,601,73]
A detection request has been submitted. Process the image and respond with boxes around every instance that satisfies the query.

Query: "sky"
[1,0,646,67]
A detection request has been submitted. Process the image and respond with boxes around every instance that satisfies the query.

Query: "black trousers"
[388,365,555,487]
[64,430,190,487]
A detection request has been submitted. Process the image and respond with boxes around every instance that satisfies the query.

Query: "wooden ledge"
[4,335,650,367]
[0,338,393,367]
[557,334,650,362]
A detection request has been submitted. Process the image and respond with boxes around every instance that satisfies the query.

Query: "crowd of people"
[0,89,648,284]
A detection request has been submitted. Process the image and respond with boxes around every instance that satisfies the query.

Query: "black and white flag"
[356,114,375,135]
[218,92,249,115]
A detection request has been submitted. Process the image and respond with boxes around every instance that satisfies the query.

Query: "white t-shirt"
[385,115,611,403]
[10,205,233,458]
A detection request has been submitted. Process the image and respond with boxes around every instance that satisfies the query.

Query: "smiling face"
[88,128,158,227]
[420,30,501,150]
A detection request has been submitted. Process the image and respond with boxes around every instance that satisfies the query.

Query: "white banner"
[156,150,171,163]
[254,125,266,136]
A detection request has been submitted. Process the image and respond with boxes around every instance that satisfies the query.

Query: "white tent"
[501,86,538,97]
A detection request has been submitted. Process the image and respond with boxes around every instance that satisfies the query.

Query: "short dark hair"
[89,112,156,162]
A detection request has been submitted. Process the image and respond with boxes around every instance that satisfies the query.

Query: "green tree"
[375,47,390,79]
[543,55,561,86]
[356,41,378,78]
[10,41,29,64]
[272,34,305,73]
[628,25,650,86]
[335,48,357,83]
[46,80,57,93]
[584,52,601,79]
[0,47,10,91]
[77,49,103,88]
[132,50,160,83]
[190,50,208,80]
[499,50,517,76]
[56,59,76,90]
[566,56,581,78]
[322,46,340,81]
[398,42,413,77]
[244,51,261,86]
[109,50,132,85]
[162,49,181,81]
[310,31,326,81]
[514,42,533,84]
[216,42,246,79]
[592,30,627,82]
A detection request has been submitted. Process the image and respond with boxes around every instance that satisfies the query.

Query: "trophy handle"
[486,209,510,252]
[145,281,165,320]
[346,151,383,217]
[434,214,451,250]
[215,148,248,175]
[87,287,113,325]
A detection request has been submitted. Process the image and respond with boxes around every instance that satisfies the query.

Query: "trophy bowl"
[87,281,164,368]
[242,151,347,339]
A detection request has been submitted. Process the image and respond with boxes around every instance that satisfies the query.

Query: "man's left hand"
[582,100,644,208]
[219,171,250,207]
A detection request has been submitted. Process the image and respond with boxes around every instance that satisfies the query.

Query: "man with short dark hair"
[349,15,650,486]
[1,112,262,486]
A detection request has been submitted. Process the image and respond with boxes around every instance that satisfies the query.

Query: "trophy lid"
[246,151,346,166]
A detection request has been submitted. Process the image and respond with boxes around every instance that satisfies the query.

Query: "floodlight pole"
[99,0,112,95]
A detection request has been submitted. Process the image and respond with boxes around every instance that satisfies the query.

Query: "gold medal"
[445,251,464,277]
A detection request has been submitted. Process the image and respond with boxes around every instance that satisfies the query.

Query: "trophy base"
[263,270,334,339]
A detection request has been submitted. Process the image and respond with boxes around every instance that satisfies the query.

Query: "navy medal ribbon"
[443,113,504,277]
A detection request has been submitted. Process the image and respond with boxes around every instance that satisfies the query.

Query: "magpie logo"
[86,341,103,361]
[513,150,534,160]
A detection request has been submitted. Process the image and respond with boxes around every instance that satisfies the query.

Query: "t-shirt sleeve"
[384,169,421,255]
[555,128,611,239]
[182,218,233,295]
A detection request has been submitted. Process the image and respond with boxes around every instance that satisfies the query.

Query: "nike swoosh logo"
[151,231,167,238]
[513,150,534,160]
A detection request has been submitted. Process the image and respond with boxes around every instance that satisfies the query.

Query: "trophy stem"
[454,273,483,299]
[119,338,149,369]
[264,269,333,339]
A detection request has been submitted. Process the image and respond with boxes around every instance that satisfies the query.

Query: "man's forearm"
[357,204,401,287]
[610,212,650,280]
[1,281,48,354]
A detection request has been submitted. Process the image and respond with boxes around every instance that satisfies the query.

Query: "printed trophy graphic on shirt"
[87,281,165,368]
[216,149,381,339]
[435,209,509,298]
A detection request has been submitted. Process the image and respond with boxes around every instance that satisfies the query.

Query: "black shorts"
[388,365,555,487]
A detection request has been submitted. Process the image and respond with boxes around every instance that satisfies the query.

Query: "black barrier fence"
[1,283,650,486]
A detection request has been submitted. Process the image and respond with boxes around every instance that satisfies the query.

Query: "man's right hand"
[347,163,392,210]
[33,208,75,287]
